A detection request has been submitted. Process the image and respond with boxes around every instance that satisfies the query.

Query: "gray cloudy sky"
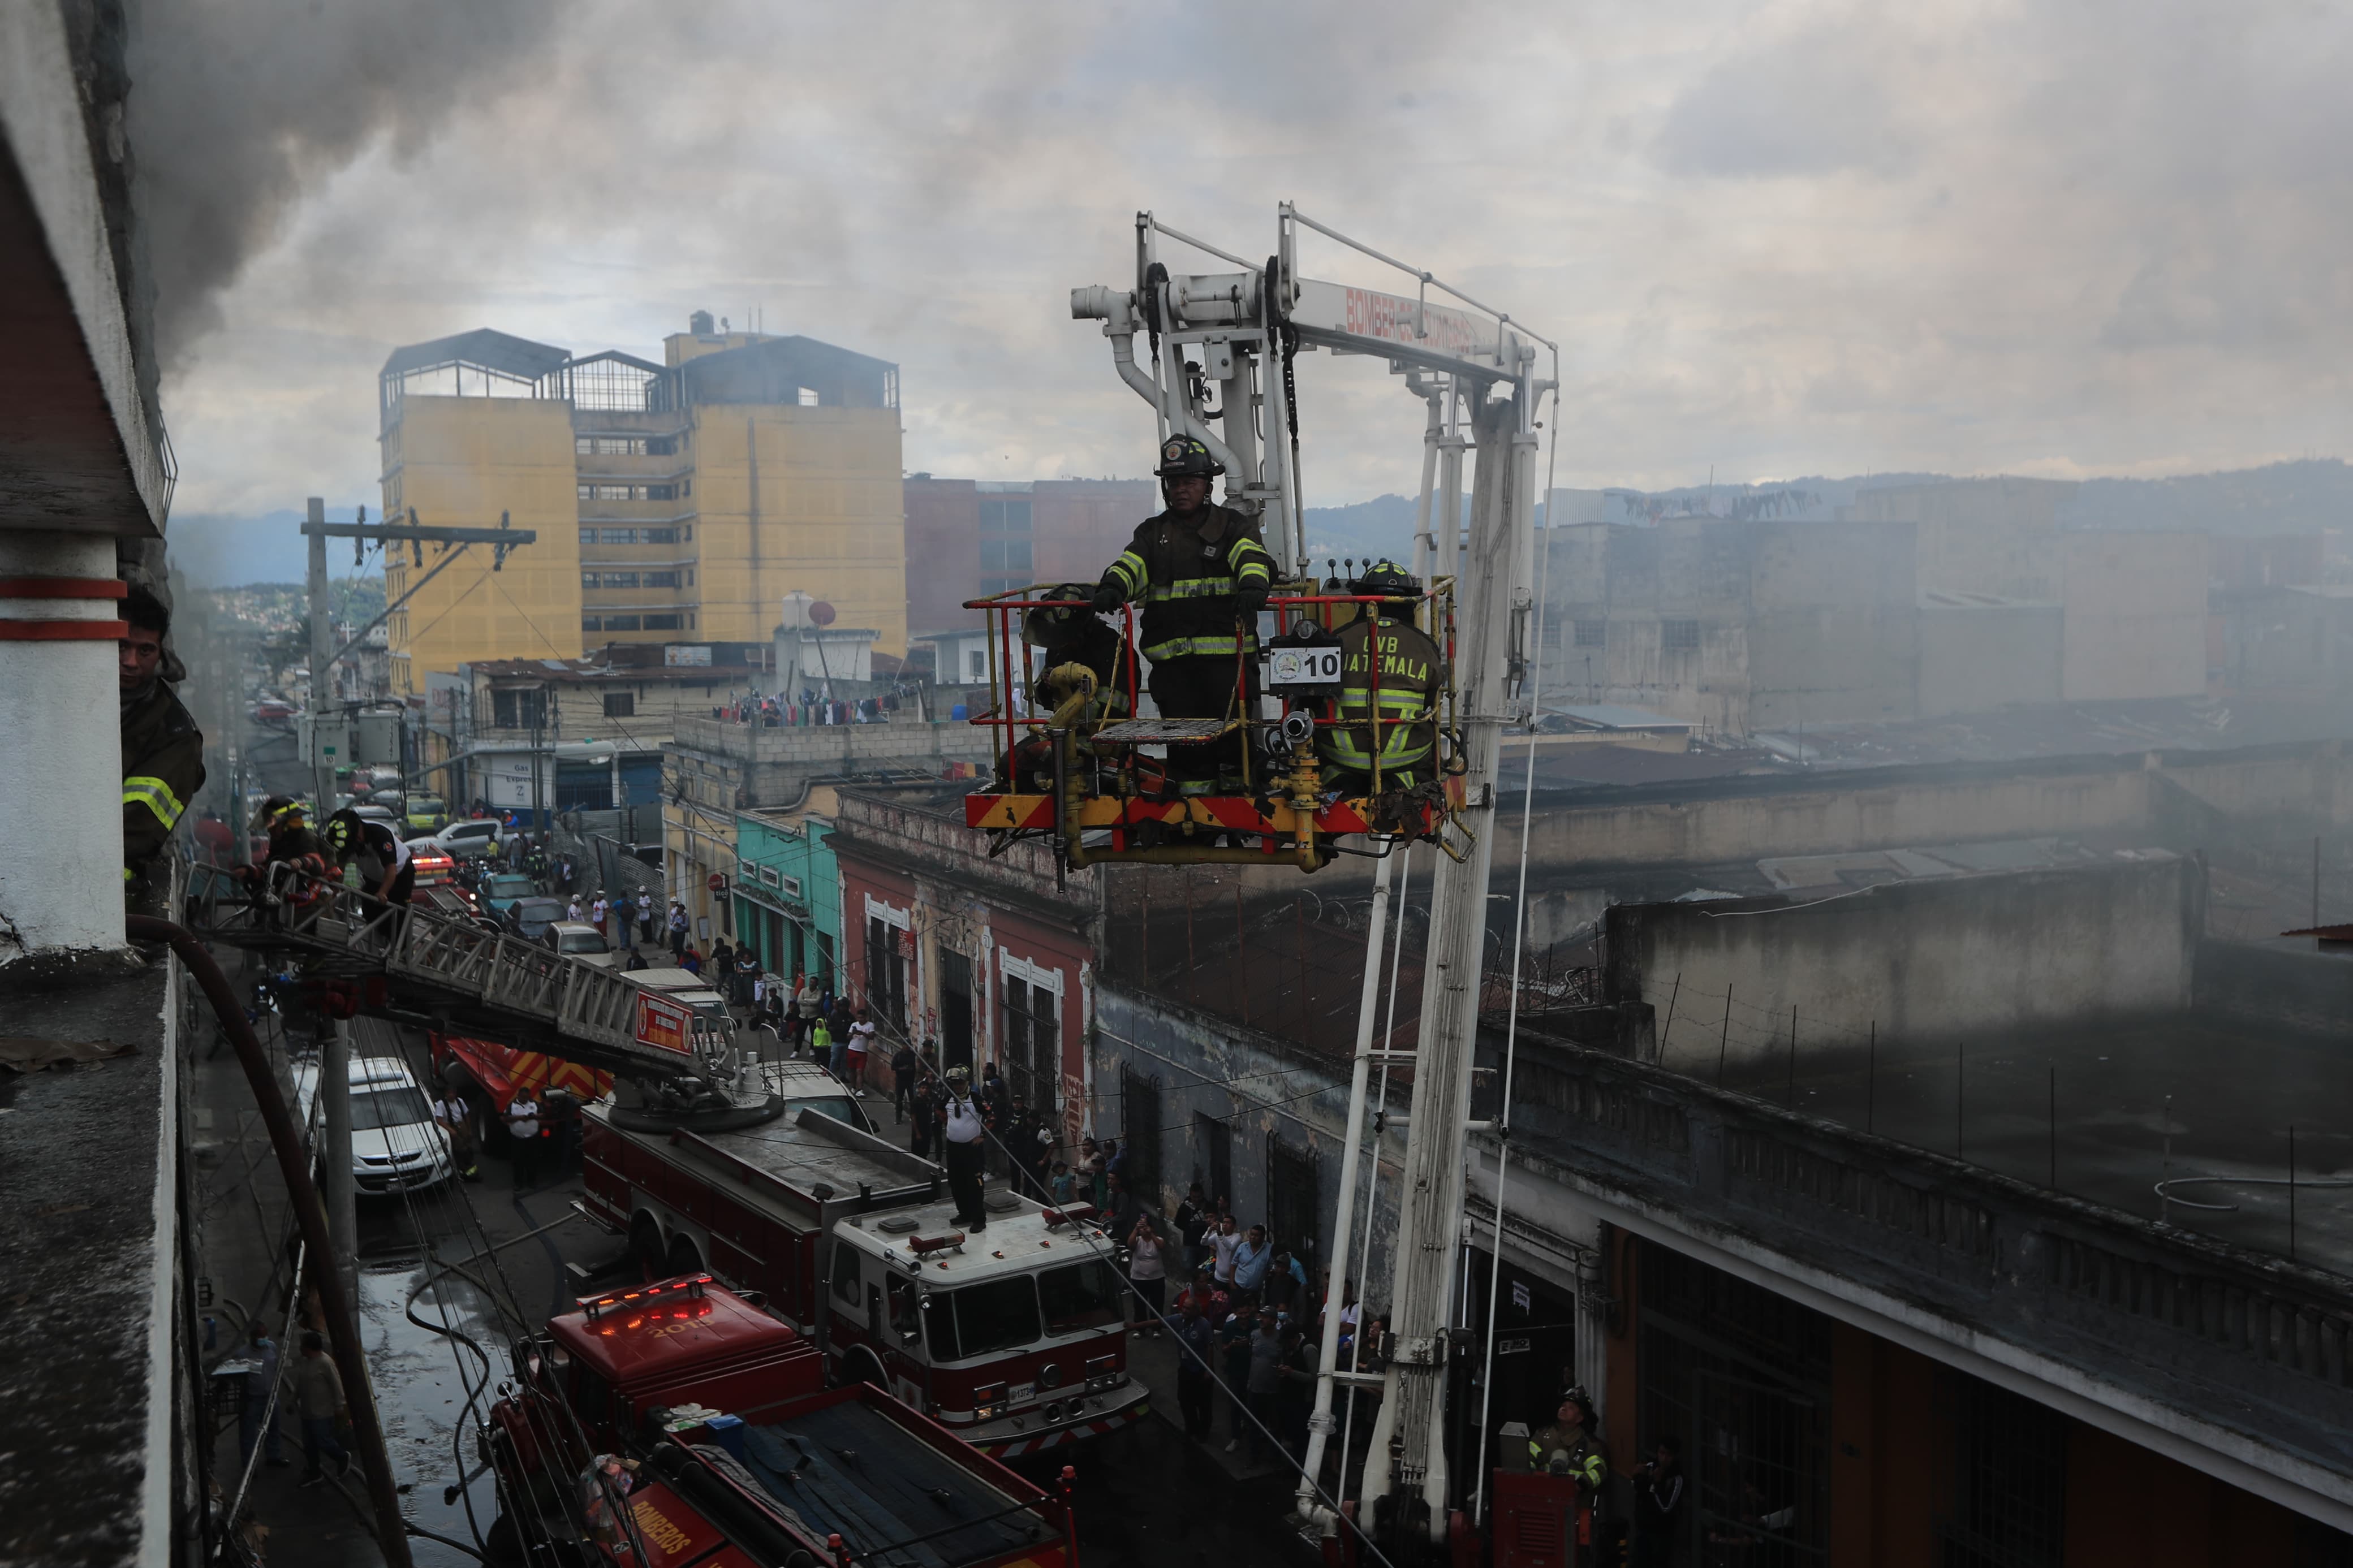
[143,0,2353,521]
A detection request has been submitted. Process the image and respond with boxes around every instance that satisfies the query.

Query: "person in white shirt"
[566,895,584,923]
[431,1088,479,1181]
[1210,1213,1244,1288]
[589,896,608,938]
[636,889,656,945]
[940,1066,989,1232]
[506,1088,542,1190]
[845,1009,878,1098]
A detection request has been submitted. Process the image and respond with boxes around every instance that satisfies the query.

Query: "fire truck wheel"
[481,1511,524,1565]
[630,1215,666,1278]
[664,1233,703,1277]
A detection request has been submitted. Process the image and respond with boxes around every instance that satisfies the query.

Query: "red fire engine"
[489,1272,1078,1567]
[580,1059,1149,1458]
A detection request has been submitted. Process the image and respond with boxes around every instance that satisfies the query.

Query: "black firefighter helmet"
[1023,585,1101,646]
[1154,434,1225,478]
[1351,559,1421,607]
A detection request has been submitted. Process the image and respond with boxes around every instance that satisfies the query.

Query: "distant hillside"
[2058,459,2353,535]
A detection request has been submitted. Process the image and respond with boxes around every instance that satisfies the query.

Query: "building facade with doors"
[826,788,1100,1149]
[379,317,904,691]
[732,806,840,987]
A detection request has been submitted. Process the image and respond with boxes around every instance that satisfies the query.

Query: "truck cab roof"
[834,1189,1111,1286]
[549,1274,805,1396]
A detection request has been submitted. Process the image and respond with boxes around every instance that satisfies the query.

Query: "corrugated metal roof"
[380,327,571,382]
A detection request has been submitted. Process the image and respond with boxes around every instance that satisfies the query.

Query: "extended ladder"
[185,863,749,1095]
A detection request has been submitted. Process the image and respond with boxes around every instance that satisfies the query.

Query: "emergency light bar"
[1038,1205,1096,1229]
[579,1272,712,1319]
[907,1230,966,1255]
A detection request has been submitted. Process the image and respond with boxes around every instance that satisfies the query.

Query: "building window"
[865,915,907,1031]
[582,616,602,632]
[592,528,639,545]
[604,692,635,718]
[980,498,1033,534]
[584,571,640,590]
[490,688,546,729]
[1001,975,1059,1117]
[1121,1067,1161,1208]
[1662,619,1702,651]
[1934,1371,2067,1567]
[1268,1136,1320,1271]
[578,527,596,545]
[604,614,641,632]
[797,386,820,407]
[1541,614,1562,650]
[647,484,678,502]
[643,614,682,630]
[1575,619,1607,648]
[967,649,988,682]
[644,570,680,588]
[683,524,692,541]
[648,436,676,456]
[979,537,1033,575]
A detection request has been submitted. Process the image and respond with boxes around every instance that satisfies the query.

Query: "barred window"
[1662,619,1702,651]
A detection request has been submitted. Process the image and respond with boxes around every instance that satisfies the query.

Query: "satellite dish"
[809,601,837,627]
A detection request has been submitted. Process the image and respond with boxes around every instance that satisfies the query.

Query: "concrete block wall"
[1606,855,2201,1066]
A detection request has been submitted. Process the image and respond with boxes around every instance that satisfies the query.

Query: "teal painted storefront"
[733,811,841,986]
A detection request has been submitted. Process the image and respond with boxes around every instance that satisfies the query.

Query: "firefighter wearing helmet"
[1316,560,1445,798]
[1091,435,1277,796]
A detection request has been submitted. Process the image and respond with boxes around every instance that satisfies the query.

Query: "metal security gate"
[1121,1068,1162,1211]
[1690,1368,1828,1565]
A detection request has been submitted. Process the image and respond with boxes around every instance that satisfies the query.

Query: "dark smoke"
[127,0,566,365]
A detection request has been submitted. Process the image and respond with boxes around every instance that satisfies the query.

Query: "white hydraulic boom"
[1073,207,1553,1558]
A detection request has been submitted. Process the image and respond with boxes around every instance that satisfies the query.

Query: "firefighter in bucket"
[1316,559,1446,815]
[1090,435,1276,797]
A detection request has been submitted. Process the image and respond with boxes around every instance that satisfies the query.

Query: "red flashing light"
[908,1230,966,1255]
[1040,1204,1096,1229]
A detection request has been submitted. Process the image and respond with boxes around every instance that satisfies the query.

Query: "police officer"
[322,806,416,906]
[940,1065,990,1232]
[1092,436,1277,796]
[118,585,206,913]
[1316,560,1445,799]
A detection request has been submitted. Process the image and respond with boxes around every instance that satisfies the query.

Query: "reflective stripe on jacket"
[1097,504,1274,663]
[121,680,206,873]
[1316,614,1442,777]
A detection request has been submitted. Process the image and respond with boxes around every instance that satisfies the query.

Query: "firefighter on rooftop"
[119,584,205,915]
[1090,435,1275,796]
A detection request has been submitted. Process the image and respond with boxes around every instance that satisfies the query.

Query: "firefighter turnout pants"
[1148,654,1259,795]
[945,1137,988,1229]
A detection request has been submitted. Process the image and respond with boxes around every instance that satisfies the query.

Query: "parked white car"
[291,1052,453,1195]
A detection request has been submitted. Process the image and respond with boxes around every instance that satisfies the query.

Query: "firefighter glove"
[1091,582,1125,614]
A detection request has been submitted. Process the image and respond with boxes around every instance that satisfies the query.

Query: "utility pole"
[304,498,337,814]
[322,1017,357,1302]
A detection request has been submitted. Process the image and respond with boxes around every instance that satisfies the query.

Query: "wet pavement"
[194,997,1321,1566]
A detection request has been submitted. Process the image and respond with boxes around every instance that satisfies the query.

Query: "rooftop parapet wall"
[1499,1033,2353,1530]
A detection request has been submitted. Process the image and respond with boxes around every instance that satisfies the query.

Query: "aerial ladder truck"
[971,206,1558,1562]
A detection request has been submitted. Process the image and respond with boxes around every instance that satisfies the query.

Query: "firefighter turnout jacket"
[1318,611,1443,786]
[121,679,206,881]
[1097,503,1276,664]
[1530,1421,1608,1492]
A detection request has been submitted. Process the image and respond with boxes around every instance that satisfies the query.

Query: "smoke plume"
[127,0,567,364]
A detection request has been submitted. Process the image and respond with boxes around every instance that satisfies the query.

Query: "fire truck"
[488,1272,1077,1567]
[433,1030,615,1157]
[580,1058,1149,1458]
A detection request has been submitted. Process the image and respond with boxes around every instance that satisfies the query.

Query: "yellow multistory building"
[378,316,904,694]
